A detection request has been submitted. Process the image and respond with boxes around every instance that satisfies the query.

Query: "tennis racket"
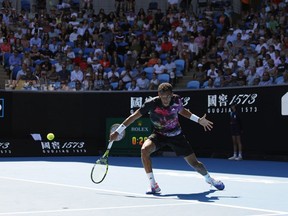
[90,123,125,184]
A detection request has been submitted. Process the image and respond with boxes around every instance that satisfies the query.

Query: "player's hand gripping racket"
[91,123,125,184]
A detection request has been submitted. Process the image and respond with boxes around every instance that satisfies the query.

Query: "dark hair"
[158,82,173,93]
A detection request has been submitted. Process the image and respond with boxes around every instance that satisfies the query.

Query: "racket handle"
[107,141,114,150]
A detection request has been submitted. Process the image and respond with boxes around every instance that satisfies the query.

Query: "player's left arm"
[179,108,213,131]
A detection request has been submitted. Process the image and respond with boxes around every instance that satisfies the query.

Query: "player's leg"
[184,153,225,190]
[141,138,161,194]
[141,138,156,173]
[229,135,238,160]
[184,153,208,175]
[235,135,243,160]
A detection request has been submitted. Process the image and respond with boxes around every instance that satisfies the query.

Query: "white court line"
[156,172,288,184]
[0,176,287,216]
[0,203,195,215]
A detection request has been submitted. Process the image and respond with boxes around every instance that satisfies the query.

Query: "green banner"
[106,118,152,156]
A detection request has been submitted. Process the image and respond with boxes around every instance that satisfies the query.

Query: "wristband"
[115,124,126,134]
[190,114,200,123]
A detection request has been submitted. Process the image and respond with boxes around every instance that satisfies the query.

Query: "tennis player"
[110,82,225,194]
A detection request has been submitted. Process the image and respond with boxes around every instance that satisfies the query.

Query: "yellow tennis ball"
[47,133,55,141]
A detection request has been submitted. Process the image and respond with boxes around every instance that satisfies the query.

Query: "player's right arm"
[109,109,143,141]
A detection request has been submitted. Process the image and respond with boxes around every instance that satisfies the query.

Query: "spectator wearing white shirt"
[136,72,150,90]
[106,65,120,83]
[69,27,79,43]
[153,59,166,74]
[188,35,199,60]
[207,63,219,80]
[66,46,75,60]
[77,21,87,36]
[70,64,83,82]
[255,37,268,54]
[225,28,236,45]
[164,56,176,86]
[120,65,133,84]
[237,51,246,68]
[29,33,42,48]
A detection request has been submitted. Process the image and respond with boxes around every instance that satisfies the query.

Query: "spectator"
[70,64,84,82]
[136,72,150,90]
[246,66,259,86]
[120,65,133,84]
[207,62,219,80]
[164,56,176,86]
[127,79,140,91]
[191,64,207,87]
[8,50,22,71]
[0,38,11,65]
[258,71,273,86]
[29,33,42,48]
[93,73,105,90]
[153,59,166,75]
[106,65,120,83]
[124,50,137,68]
[46,65,59,83]
[149,72,159,90]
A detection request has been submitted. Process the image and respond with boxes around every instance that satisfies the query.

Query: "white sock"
[238,152,242,157]
[147,172,156,186]
[233,152,237,157]
[204,173,211,182]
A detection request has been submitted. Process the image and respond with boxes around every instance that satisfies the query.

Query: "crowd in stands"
[2,0,288,91]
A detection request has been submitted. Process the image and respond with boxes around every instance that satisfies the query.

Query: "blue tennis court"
[0,156,287,216]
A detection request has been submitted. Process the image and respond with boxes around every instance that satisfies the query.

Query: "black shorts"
[230,124,241,136]
[148,132,194,157]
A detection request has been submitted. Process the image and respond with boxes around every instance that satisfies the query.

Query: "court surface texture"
[0,156,287,216]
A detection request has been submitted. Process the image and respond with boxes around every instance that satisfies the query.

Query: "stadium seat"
[174,59,185,78]
[125,82,131,89]
[110,82,119,90]
[275,76,284,84]
[186,80,200,89]
[157,73,170,84]
[143,67,155,80]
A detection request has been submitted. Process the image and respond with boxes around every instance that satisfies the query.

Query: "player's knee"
[141,146,150,158]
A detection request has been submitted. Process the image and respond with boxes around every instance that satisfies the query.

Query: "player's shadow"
[154,189,239,202]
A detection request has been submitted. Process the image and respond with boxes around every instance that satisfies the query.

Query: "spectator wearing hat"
[69,27,79,43]
[82,72,93,90]
[192,63,207,87]
[124,50,137,68]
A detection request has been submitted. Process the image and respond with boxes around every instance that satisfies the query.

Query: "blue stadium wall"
[0,85,287,160]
